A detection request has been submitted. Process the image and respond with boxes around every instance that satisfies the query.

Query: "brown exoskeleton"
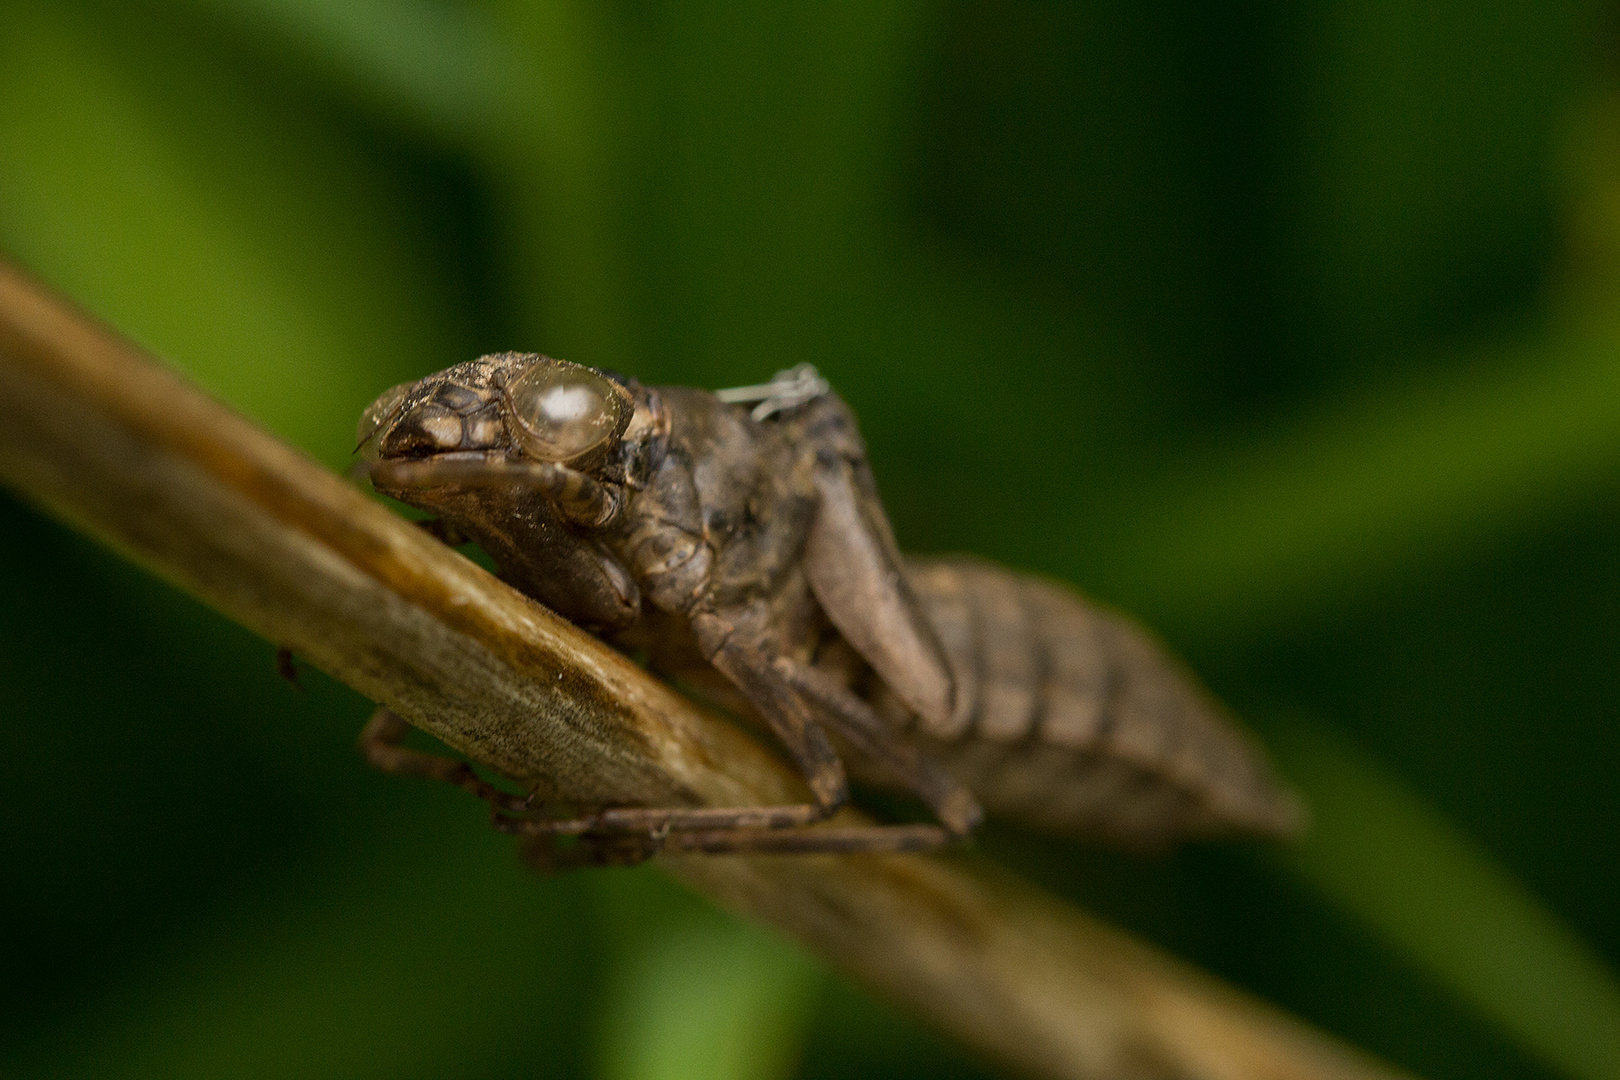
[357,354,1302,863]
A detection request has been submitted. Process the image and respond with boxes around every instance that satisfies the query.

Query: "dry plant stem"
[0,258,1412,1080]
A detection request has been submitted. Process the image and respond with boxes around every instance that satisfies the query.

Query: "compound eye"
[356,381,414,461]
[504,359,631,463]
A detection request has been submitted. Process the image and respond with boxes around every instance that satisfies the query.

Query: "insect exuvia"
[356,353,1303,864]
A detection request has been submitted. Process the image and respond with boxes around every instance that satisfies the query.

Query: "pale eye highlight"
[505,360,630,463]
[535,385,599,425]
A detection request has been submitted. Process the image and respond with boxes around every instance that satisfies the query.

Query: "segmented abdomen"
[896,558,1302,848]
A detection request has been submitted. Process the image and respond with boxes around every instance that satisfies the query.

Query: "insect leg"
[496,803,827,836]
[515,820,952,868]
[773,657,984,837]
[499,799,955,862]
[362,702,844,841]
[699,627,850,813]
[360,707,834,863]
[357,707,530,812]
[363,654,961,860]
[660,823,949,855]
[616,618,961,855]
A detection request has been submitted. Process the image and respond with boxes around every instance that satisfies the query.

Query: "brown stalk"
[0,258,1413,1080]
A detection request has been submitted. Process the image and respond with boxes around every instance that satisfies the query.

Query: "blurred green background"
[2,1,1619,1078]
